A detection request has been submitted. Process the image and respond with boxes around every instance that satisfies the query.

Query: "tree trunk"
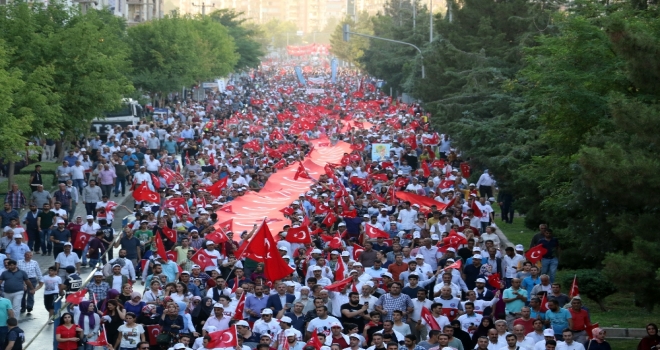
[596,299,608,312]
[7,162,14,192]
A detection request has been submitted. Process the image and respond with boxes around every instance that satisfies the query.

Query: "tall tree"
[330,12,373,68]
[209,9,264,70]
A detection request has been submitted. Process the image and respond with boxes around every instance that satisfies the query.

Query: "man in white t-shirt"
[306,305,340,338]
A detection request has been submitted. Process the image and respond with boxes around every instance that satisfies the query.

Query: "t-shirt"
[117,324,145,348]
[42,275,63,295]
[306,316,341,337]
[64,273,83,294]
[6,326,24,350]
[0,298,12,326]
[340,303,367,332]
[546,308,572,335]
[37,211,57,230]
[135,230,153,246]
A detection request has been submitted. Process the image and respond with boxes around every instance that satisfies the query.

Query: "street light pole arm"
[346,31,425,79]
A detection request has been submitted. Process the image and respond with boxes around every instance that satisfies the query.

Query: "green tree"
[209,9,264,70]
[257,19,300,49]
[330,12,373,68]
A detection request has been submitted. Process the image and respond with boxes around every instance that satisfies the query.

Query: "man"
[366,333,386,350]
[346,333,364,350]
[0,204,18,229]
[374,282,413,321]
[341,292,369,332]
[502,334,519,350]
[245,284,269,322]
[4,318,23,350]
[502,247,524,288]
[4,185,27,214]
[306,305,340,339]
[54,242,80,278]
[474,336,490,350]
[418,302,450,335]
[526,320,546,344]
[375,320,405,345]
[457,302,482,335]
[418,238,440,271]
[86,270,110,301]
[65,180,79,220]
[105,264,128,291]
[530,275,552,297]
[485,329,502,350]
[434,333,453,350]
[538,229,560,283]
[5,234,29,262]
[494,320,511,345]
[87,231,106,268]
[202,303,231,334]
[82,179,103,216]
[545,299,572,338]
[285,301,306,335]
[22,204,40,253]
[557,328,584,350]
[267,282,296,315]
[279,329,305,350]
[17,251,42,315]
[36,203,56,256]
[566,297,591,344]
[114,229,142,268]
[513,307,535,334]
[106,249,136,282]
[511,324,535,350]
[0,260,35,321]
[30,185,52,209]
[41,265,63,324]
[534,330,556,350]
[522,266,541,297]
[53,184,72,217]
[548,283,570,308]
[358,242,378,268]
[326,322,350,348]
[441,324,464,350]
[387,254,408,281]
[502,278,527,330]
[49,219,72,258]
[0,294,13,346]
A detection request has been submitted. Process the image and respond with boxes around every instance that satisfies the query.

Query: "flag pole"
[229,217,268,285]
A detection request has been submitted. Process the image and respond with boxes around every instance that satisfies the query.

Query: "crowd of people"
[0,58,657,350]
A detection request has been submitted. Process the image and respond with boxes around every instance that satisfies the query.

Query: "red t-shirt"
[56,325,79,350]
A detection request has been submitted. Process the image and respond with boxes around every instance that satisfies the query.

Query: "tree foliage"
[562,270,616,311]
[330,12,373,68]
[209,9,264,70]
[127,12,238,94]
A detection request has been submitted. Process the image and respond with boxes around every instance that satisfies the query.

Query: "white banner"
[305,88,325,94]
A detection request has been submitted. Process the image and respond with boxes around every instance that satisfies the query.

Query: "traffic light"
[343,24,350,42]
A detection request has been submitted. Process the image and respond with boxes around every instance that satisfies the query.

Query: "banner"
[308,77,325,84]
[331,58,338,84]
[305,88,325,94]
[371,143,391,161]
[294,66,307,86]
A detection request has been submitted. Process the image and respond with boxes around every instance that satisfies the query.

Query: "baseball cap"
[86,215,94,219]
[280,316,292,324]
[515,244,524,251]
[235,320,250,327]
[261,309,273,315]
[341,251,350,257]
[473,254,482,259]
[415,254,424,259]
[213,303,224,309]
[543,329,555,337]
[284,329,297,337]
[431,234,440,240]
[447,247,456,253]
[475,278,486,283]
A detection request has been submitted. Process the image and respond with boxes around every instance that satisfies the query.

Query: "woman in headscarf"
[136,304,160,327]
[176,300,197,335]
[471,316,495,348]
[124,291,146,314]
[450,319,472,350]
[100,289,120,312]
[188,296,201,314]
[585,327,612,350]
[74,301,100,350]
[191,297,213,332]
[638,323,660,350]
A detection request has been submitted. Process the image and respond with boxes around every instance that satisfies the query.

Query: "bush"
[559,247,599,270]
[0,173,55,196]
[562,269,617,311]
[18,162,60,175]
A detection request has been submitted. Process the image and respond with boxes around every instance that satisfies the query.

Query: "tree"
[562,270,617,311]
[330,12,373,68]
[127,12,238,100]
[256,19,300,49]
[209,9,264,70]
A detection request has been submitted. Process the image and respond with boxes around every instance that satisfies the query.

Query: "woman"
[471,317,495,348]
[163,283,177,299]
[143,280,163,305]
[585,327,612,350]
[188,296,201,314]
[100,289,120,312]
[376,251,391,268]
[176,301,197,335]
[638,323,660,350]
[159,302,184,344]
[118,283,134,304]
[75,301,101,350]
[56,313,82,350]
[115,312,145,350]
[170,282,191,303]
[124,292,146,314]
[102,300,126,346]
[191,297,213,332]
[250,264,265,281]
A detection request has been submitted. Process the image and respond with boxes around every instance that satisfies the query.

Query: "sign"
[202,82,218,89]
[90,120,135,136]
[371,143,391,161]
[305,88,325,94]
[296,30,304,36]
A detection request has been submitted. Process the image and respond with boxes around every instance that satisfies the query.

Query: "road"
[21,193,134,350]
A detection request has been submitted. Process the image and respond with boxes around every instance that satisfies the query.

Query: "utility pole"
[413,0,416,29]
[429,0,433,43]
[192,2,215,16]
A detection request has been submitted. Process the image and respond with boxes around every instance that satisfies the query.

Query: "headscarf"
[100,289,120,312]
[472,316,494,345]
[127,292,142,305]
[640,323,660,350]
[188,296,201,313]
[78,301,96,330]
[191,297,213,319]
[592,327,604,343]
[142,304,156,314]
[176,301,187,316]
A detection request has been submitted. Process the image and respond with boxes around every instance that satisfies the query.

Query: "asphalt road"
[21,193,134,350]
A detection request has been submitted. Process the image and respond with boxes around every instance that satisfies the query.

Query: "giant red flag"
[364,224,390,239]
[190,249,216,270]
[207,326,238,348]
[420,307,441,330]
[525,244,548,264]
[285,225,312,244]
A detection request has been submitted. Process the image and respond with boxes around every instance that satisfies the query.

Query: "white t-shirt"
[70,165,86,180]
[306,316,340,337]
[42,275,63,295]
[145,158,161,172]
[117,324,145,348]
[111,275,123,291]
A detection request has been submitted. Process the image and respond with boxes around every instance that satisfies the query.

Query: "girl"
[102,300,126,346]
[56,313,82,350]
[142,280,163,305]
[75,301,100,350]
[170,282,191,304]
[115,312,145,350]
[124,292,146,314]
[118,283,134,304]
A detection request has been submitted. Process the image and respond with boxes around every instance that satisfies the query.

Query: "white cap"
[280,316,292,323]
[261,308,273,315]
[341,251,350,257]
[415,254,424,259]
[284,329,297,337]
[381,272,393,279]
[473,254,482,259]
[413,231,421,238]
[93,271,104,276]
[12,234,22,239]
[543,329,555,337]
[64,242,72,246]
[475,278,486,283]
[173,344,186,350]
[431,234,440,240]
[205,240,215,245]
[338,222,346,226]
[235,320,250,327]
[515,244,524,251]
[447,247,456,253]
[213,303,224,309]
[311,249,322,254]
[473,247,481,252]
[349,270,358,275]
[330,322,343,328]
[311,266,322,271]
[330,250,340,255]
[86,215,94,219]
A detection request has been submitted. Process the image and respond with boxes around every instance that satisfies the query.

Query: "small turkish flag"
[161,227,177,242]
[441,308,459,321]
[569,275,579,299]
[364,224,390,239]
[66,288,87,305]
[147,325,162,346]
[352,243,364,260]
[324,276,353,292]
[305,329,324,350]
[133,182,160,203]
[470,200,483,217]
[206,230,228,244]
[539,293,549,312]
[154,233,167,261]
[322,213,337,227]
[525,244,548,264]
[191,249,216,270]
[165,250,178,262]
[285,225,312,244]
[88,325,109,346]
[294,162,311,180]
[335,260,346,281]
[328,231,342,249]
[207,326,238,348]
[444,259,462,271]
[422,162,431,177]
[488,273,502,289]
[233,292,246,319]
[74,232,92,250]
[421,307,441,330]
[214,218,233,232]
[205,177,228,197]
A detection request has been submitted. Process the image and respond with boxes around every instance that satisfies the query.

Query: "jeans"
[5,291,23,320]
[0,326,7,346]
[114,177,127,196]
[101,184,113,198]
[82,244,90,265]
[53,245,64,259]
[21,278,37,311]
[541,257,559,283]
[27,229,41,253]
[85,203,96,217]
[73,179,85,194]
[40,229,53,254]
[68,202,77,221]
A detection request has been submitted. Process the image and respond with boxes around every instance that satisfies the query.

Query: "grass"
[0,173,55,203]
[496,214,654,329]
[18,162,60,175]
[609,339,642,349]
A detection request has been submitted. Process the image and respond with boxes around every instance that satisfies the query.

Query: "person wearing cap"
[253,308,282,337]
[533,330,557,350]
[278,328,305,350]
[86,270,110,301]
[5,231,29,262]
[202,303,231,334]
[49,219,72,259]
[54,242,81,278]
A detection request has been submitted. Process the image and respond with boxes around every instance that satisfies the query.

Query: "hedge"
[18,162,60,175]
